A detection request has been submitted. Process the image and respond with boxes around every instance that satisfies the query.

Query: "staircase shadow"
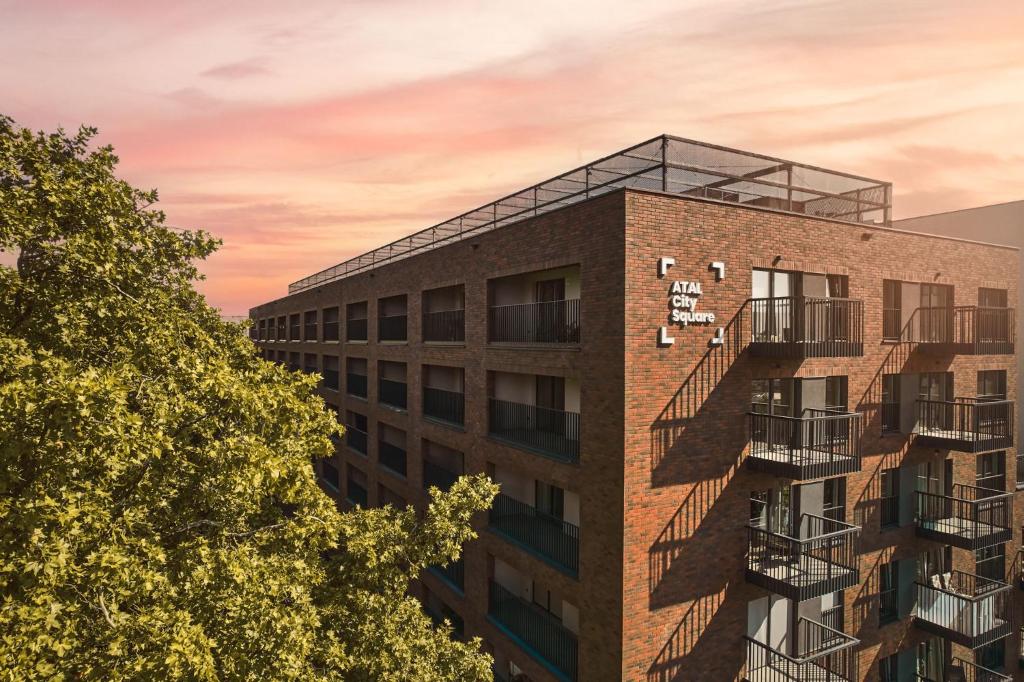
[648,455,744,608]
[651,304,752,488]
[645,584,744,682]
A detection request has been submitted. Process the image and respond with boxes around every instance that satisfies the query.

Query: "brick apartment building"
[248,136,1020,682]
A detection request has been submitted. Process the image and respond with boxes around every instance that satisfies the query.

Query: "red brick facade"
[250,186,1020,682]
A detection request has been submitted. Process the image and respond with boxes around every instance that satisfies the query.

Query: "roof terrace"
[289,135,892,294]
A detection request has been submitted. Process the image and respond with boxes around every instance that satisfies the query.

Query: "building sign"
[668,280,715,326]
[658,258,725,347]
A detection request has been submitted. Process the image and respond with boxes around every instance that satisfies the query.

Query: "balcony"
[489,299,580,344]
[744,617,859,682]
[941,657,1011,682]
[488,398,580,463]
[428,556,464,593]
[423,386,465,426]
[489,492,580,575]
[746,514,860,601]
[378,441,407,477]
[746,410,862,480]
[346,372,368,399]
[915,398,1014,452]
[748,297,864,358]
[488,581,578,682]
[907,306,1015,355]
[378,314,408,342]
[423,309,465,343]
[915,484,1013,550]
[423,460,460,492]
[914,570,1011,648]
[379,378,407,410]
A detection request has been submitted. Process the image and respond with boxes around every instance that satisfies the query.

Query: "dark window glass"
[976,452,1006,493]
[880,469,899,528]
[823,477,846,522]
[977,370,1007,399]
[976,545,1005,583]
[879,561,898,624]
[882,280,901,340]
[979,288,1008,308]
[881,374,901,433]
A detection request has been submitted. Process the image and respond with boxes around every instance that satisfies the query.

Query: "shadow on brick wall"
[648,458,744,608]
[645,585,743,682]
[650,305,751,488]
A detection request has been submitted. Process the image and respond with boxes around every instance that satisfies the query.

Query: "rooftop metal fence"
[289,135,891,293]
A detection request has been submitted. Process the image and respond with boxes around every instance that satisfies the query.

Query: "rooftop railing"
[289,135,891,293]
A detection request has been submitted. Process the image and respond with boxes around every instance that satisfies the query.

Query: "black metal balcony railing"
[323,368,339,391]
[747,409,862,480]
[347,481,368,507]
[748,297,864,358]
[379,379,408,410]
[423,386,465,426]
[323,319,339,341]
[346,427,368,455]
[746,514,860,601]
[320,459,340,492]
[945,657,1012,682]
[489,299,580,344]
[914,570,1011,647]
[488,581,578,682]
[915,398,1014,452]
[904,306,1015,354]
[915,484,1013,550]
[423,459,461,492]
[745,617,859,682]
[489,492,580,575]
[488,398,580,463]
[423,309,465,343]
[378,314,408,342]
[347,317,368,341]
[346,372,368,398]
[378,441,407,477]
[428,556,465,592]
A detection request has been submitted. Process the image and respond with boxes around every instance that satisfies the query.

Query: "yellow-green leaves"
[0,116,496,681]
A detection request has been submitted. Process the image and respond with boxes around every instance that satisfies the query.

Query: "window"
[880,469,899,528]
[346,465,368,506]
[346,411,368,456]
[751,379,794,416]
[979,287,1008,308]
[322,307,339,341]
[976,452,1006,494]
[346,302,368,342]
[882,280,901,340]
[346,358,368,399]
[289,313,300,341]
[823,477,846,523]
[304,310,318,341]
[879,561,898,624]
[321,458,340,491]
[303,353,318,374]
[976,545,1005,583]
[276,316,286,341]
[977,370,1007,400]
[288,352,300,372]
[918,372,953,433]
[323,356,339,391]
[825,376,848,411]
[878,653,898,682]
[881,374,901,433]
[535,481,565,520]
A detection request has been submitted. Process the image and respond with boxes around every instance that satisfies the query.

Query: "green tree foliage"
[0,116,497,681]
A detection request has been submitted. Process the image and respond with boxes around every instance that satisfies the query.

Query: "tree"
[0,116,497,681]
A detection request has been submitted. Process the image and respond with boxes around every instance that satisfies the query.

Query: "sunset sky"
[3,0,1023,314]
